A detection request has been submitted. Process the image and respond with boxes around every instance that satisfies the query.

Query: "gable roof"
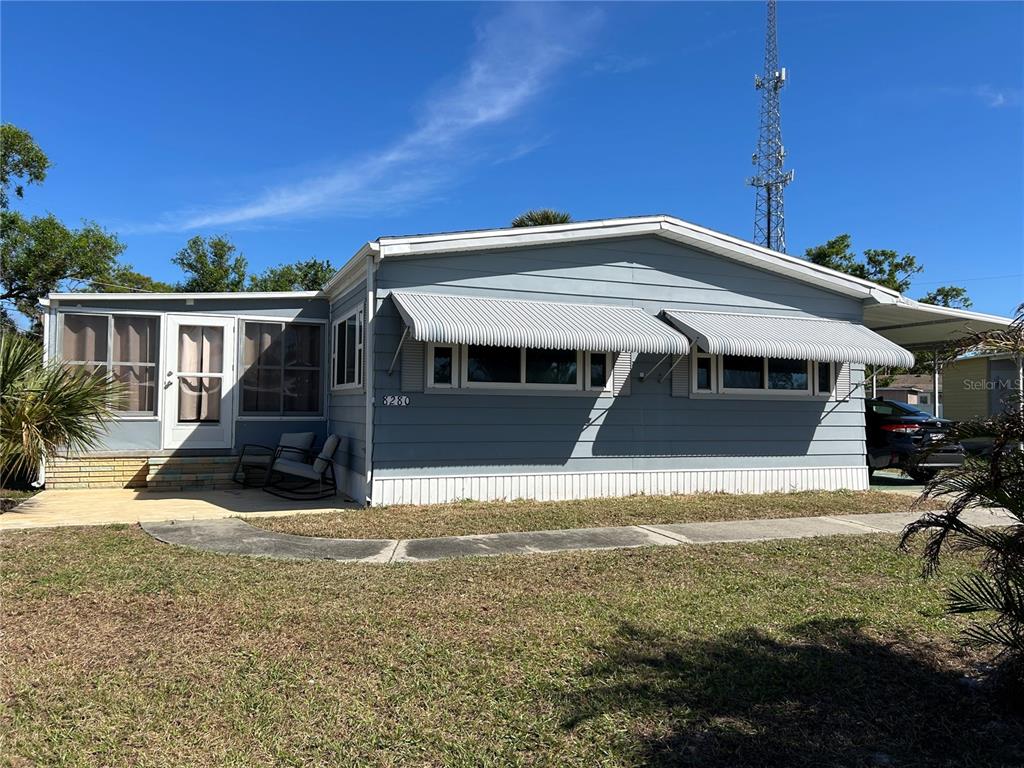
[325,214,904,301]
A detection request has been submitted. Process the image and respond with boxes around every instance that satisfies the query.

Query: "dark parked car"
[865,398,966,482]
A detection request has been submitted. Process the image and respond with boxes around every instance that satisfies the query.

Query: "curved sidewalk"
[141,507,1015,565]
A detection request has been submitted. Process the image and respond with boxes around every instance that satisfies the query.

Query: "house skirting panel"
[370,465,869,506]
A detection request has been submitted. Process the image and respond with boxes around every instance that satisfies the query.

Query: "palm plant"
[510,209,573,227]
[901,307,1024,702]
[0,332,118,482]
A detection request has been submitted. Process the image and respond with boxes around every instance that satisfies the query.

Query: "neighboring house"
[40,215,1014,505]
[943,352,1023,421]
[876,374,939,414]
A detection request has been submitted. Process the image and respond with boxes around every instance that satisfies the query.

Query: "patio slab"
[143,518,395,563]
[647,515,875,544]
[393,525,677,563]
[0,487,357,531]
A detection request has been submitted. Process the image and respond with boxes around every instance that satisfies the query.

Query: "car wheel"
[906,467,937,483]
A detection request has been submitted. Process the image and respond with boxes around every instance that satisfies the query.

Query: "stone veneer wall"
[47,455,240,491]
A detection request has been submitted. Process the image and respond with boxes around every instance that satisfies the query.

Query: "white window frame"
[691,352,717,393]
[426,342,459,389]
[237,319,325,418]
[57,310,161,418]
[584,351,612,392]
[331,307,364,391]
[814,361,836,396]
[691,353,835,399]
[461,346,584,390]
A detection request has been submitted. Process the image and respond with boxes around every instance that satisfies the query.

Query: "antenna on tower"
[746,0,794,253]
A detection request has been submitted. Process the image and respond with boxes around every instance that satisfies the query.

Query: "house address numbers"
[382,394,411,407]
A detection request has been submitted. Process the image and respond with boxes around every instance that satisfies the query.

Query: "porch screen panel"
[61,315,109,374]
[242,322,283,413]
[178,325,224,423]
[283,324,321,413]
[112,316,158,413]
[242,321,322,415]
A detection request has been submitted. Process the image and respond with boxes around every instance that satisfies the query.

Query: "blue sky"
[3,1,1022,314]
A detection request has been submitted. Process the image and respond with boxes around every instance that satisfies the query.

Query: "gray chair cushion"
[271,458,323,481]
[313,434,341,474]
[279,432,316,451]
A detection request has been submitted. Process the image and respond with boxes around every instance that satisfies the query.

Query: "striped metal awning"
[390,291,689,354]
[661,309,915,367]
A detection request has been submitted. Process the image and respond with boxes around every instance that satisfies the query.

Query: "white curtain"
[62,315,108,365]
[112,316,157,412]
[177,326,224,422]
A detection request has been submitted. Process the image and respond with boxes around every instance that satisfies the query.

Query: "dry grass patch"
[252,490,936,540]
[3,525,1021,767]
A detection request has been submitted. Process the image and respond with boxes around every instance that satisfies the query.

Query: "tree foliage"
[248,258,334,291]
[901,307,1024,703]
[0,123,50,209]
[805,234,923,293]
[172,235,248,292]
[511,209,573,227]
[0,211,126,321]
[920,285,973,309]
[0,332,118,481]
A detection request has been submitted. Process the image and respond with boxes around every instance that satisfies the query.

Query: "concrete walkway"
[0,488,357,531]
[141,507,1016,565]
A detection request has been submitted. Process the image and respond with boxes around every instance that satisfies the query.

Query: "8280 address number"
[382,394,410,407]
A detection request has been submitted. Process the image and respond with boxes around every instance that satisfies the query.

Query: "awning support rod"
[933,347,942,418]
[658,354,687,383]
[387,327,409,375]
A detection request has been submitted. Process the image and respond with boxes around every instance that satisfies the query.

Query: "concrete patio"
[0,487,358,531]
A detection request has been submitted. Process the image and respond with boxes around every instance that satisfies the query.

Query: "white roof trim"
[662,308,916,368]
[391,291,689,355]
[46,291,324,301]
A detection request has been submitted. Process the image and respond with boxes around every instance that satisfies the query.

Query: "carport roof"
[863,300,1016,351]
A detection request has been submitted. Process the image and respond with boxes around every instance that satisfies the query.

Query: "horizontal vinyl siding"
[942,358,989,421]
[370,237,868,500]
[375,237,864,321]
[329,280,368,500]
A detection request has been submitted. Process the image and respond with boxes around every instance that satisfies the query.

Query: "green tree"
[1,124,50,209]
[248,257,334,291]
[172,235,247,292]
[805,234,922,293]
[0,211,126,322]
[0,332,117,482]
[805,234,971,307]
[511,209,573,227]
[91,264,175,293]
[920,285,973,309]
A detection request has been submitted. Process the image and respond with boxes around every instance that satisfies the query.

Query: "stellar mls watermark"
[963,379,1022,391]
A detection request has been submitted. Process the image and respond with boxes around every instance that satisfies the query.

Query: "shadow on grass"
[566,618,1023,767]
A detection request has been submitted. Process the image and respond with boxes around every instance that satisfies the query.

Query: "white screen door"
[162,315,235,450]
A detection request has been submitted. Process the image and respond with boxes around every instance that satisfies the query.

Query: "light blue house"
[42,215,1013,505]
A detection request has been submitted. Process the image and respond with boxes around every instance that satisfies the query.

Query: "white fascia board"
[45,291,325,302]
[323,242,378,298]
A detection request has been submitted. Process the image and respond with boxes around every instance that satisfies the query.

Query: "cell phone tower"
[747,0,794,253]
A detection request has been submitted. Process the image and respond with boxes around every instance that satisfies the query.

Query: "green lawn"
[2,525,1021,767]
[252,490,937,540]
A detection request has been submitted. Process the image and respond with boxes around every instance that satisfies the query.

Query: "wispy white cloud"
[973,84,1021,109]
[592,54,652,75]
[138,4,601,233]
